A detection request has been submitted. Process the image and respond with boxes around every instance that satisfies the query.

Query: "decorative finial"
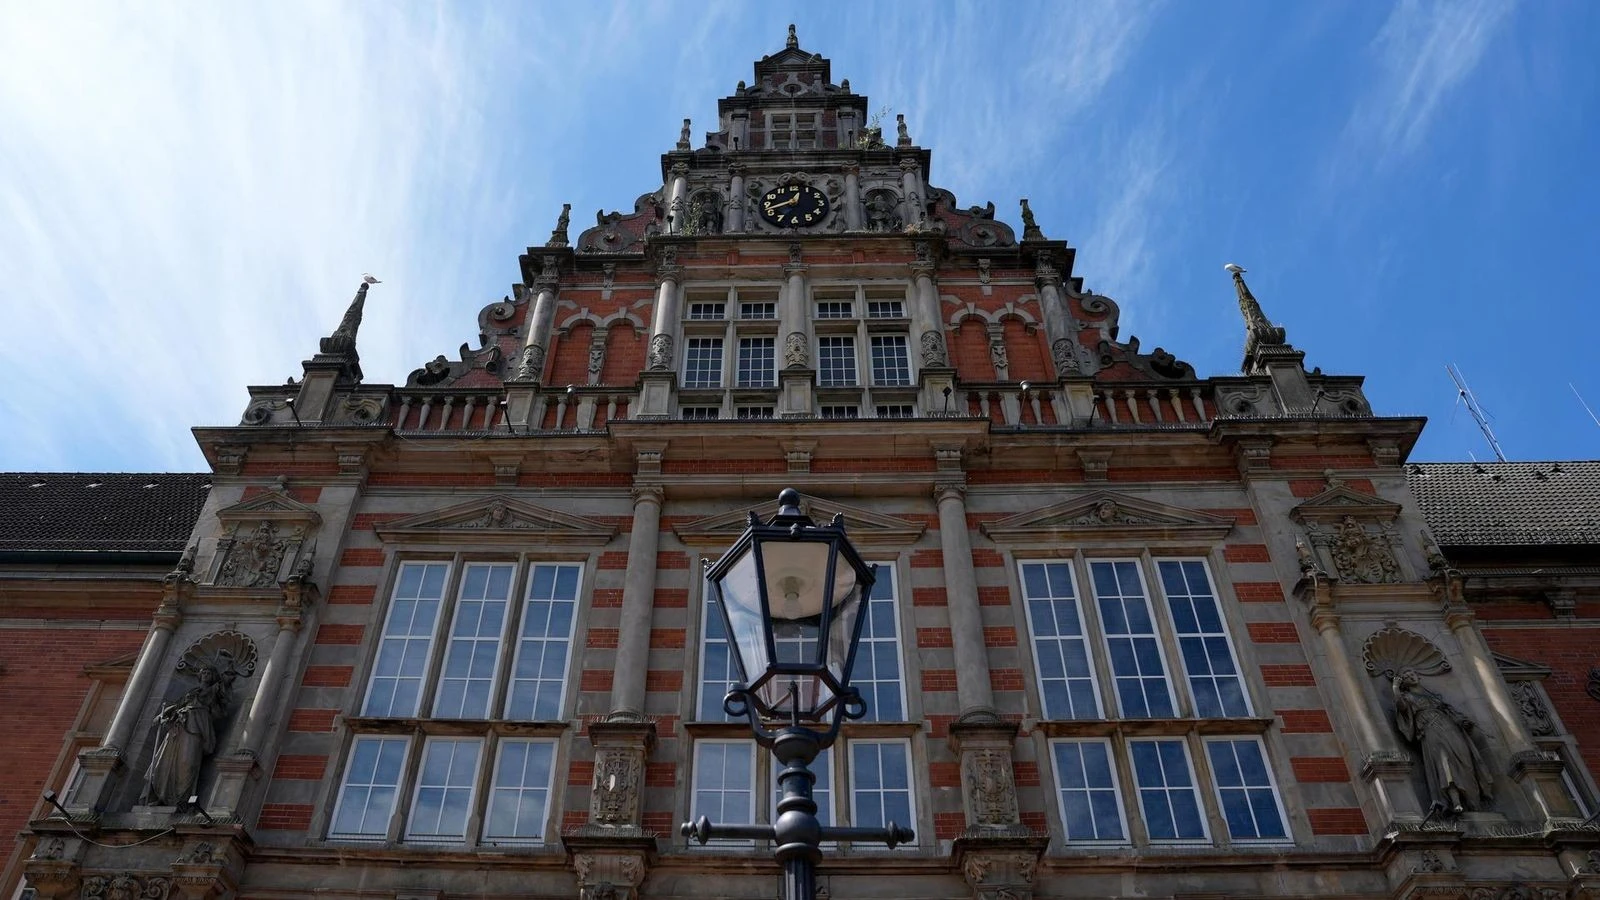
[1225,262,1287,356]
[841,78,850,92]
[737,79,746,93]
[896,113,911,147]
[1019,199,1043,241]
[546,204,571,248]
[677,118,692,151]
[786,23,798,49]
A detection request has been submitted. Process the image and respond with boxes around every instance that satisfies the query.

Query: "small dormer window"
[768,112,817,150]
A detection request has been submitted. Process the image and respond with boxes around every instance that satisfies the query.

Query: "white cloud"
[1346,0,1513,162]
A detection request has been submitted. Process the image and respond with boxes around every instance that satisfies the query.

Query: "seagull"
[1224,263,1244,274]
[362,273,381,285]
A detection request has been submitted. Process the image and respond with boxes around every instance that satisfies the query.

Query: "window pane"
[684,337,724,388]
[1130,739,1205,841]
[1090,561,1174,718]
[737,337,775,387]
[365,562,449,717]
[1206,739,1287,840]
[1051,741,1125,842]
[869,335,910,387]
[433,563,513,719]
[855,565,904,721]
[700,583,739,721]
[331,736,408,838]
[866,300,905,318]
[485,739,557,843]
[740,301,776,320]
[817,337,857,387]
[688,301,725,320]
[850,741,914,840]
[692,741,755,846]
[406,739,482,842]
[504,564,580,720]
[1158,560,1250,717]
[1021,563,1100,719]
[816,300,854,319]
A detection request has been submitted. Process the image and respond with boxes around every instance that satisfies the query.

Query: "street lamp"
[681,488,914,900]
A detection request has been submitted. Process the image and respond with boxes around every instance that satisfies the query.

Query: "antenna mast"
[1447,364,1507,463]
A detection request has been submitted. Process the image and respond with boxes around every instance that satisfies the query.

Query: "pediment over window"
[214,490,322,527]
[1493,651,1552,682]
[671,494,925,549]
[375,497,617,545]
[979,491,1235,544]
[1289,485,1401,524]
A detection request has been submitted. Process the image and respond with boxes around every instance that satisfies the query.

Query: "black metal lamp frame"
[681,490,914,900]
[681,683,913,900]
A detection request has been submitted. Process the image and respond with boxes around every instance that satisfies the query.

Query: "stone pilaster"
[726,163,746,233]
[778,244,814,417]
[636,250,682,418]
[841,164,862,230]
[610,483,664,719]
[934,474,995,718]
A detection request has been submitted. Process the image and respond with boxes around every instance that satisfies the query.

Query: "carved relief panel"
[208,488,321,588]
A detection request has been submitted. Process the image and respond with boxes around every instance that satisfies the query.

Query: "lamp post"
[681,488,914,900]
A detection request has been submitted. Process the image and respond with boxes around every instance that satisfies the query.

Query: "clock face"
[759,184,830,228]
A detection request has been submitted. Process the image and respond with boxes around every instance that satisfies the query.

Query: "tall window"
[336,560,580,844]
[1022,555,1287,847]
[869,335,910,387]
[737,337,775,388]
[690,741,756,847]
[1091,560,1174,718]
[817,337,857,387]
[1159,560,1250,717]
[1020,562,1100,720]
[684,337,724,389]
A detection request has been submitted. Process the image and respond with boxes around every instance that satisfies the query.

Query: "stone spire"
[546,203,572,248]
[1019,199,1044,242]
[317,275,377,383]
[1226,263,1290,370]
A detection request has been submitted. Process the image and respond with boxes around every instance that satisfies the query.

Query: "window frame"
[482,737,561,846]
[328,735,413,841]
[1201,736,1291,845]
[1018,560,1104,721]
[736,336,776,388]
[1048,737,1130,846]
[501,561,583,722]
[683,336,726,389]
[431,562,516,720]
[403,735,486,844]
[1156,557,1253,718]
[1127,737,1210,844]
[690,739,759,848]
[363,561,453,719]
[869,334,911,387]
[1087,558,1179,719]
[844,738,918,849]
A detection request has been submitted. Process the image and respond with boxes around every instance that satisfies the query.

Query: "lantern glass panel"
[715,544,770,688]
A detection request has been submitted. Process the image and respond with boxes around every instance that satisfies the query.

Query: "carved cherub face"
[1395,670,1421,690]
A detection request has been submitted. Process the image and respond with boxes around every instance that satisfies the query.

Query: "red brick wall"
[601,323,645,385]
[0,626,147,869]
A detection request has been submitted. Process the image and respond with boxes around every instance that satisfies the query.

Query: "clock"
[759,184,830,228]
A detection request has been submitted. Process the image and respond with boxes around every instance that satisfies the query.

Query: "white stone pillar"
[102,604,181,754]
[1445,605,1536,755]
[910,253,946,368]
[1034,256,1079,378]
[899,158,923,228]
[647,257,682,370]
[610,486,664,718]
[935,483,996,716]
[235,619,299,756]
[727,164,746,233]
[781,247,809,367]
[842,164,862,230]
[667,162,689,234]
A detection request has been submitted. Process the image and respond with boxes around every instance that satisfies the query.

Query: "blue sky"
[1,1,1596,472]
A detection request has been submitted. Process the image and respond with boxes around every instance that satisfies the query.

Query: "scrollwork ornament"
[919,331,949,367]
[783,332,809,369]
[1330,516,1401,583]
[966,749,1018,825]
[1509,681,1556,736]
[646,334,673,371]
[515,343,547,381]
[1052,338,1080,375]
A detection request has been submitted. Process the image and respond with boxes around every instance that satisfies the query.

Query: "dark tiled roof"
[1407,461,1600,546]
[0,473,211,554]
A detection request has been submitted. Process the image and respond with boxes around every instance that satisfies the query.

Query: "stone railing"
[393,387,632,433]
[963,382,1216,428]
[1092,384,1214,427]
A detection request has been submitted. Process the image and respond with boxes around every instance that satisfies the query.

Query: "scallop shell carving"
[1362,626,1450,679]
[178,630,259,679]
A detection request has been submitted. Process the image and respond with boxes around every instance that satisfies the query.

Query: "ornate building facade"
[12,28,1600,900]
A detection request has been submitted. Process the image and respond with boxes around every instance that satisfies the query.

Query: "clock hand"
[765,195,800,211]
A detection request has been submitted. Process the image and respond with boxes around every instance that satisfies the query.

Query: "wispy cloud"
[1344,0,1513,163]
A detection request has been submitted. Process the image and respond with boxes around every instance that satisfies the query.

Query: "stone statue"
[786,23,797,49]
[547,203,571,247]
[140,662,236,806]
[896,113,910,146]
[865,190,901,233]
[1019,198,1042,240]
[1391,670,1494,815]
[677,118,691,151]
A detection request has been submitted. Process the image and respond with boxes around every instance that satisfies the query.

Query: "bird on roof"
[362,273,381,285]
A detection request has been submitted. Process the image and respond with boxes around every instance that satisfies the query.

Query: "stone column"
[636,251,682,418]
[842,164,862,230]
[508,256,561,427]
[912,248,955,414]
[935,482,996,717]
[667,162,689,234]
[233,589,306,757]
[609,485,664,720]
[899,157,924,228]
[1444,600,1579,817]
[778,245,814,417]
[726,164,746,233]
